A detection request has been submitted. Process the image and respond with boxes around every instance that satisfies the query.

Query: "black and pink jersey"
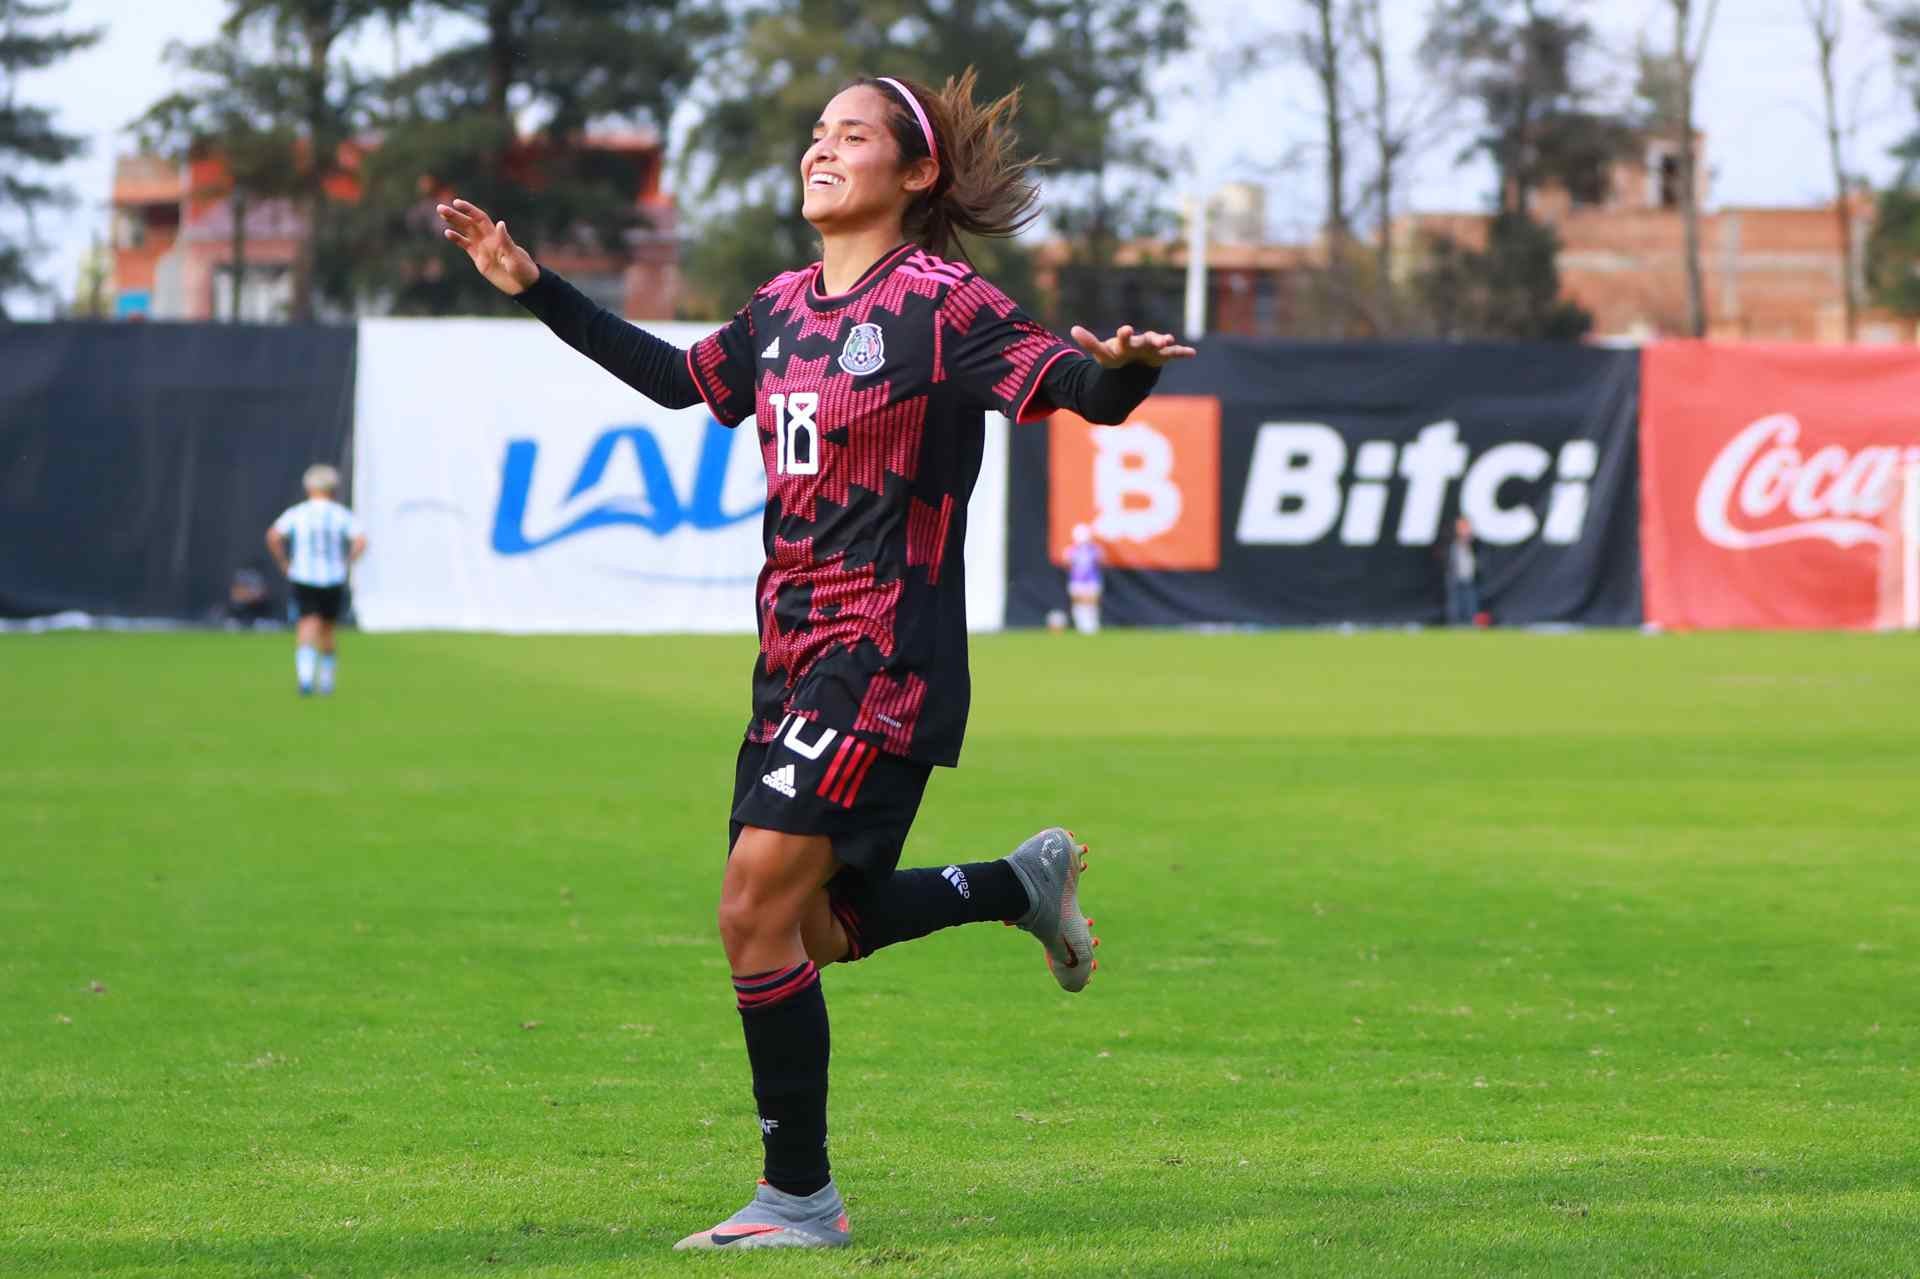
[686,244,1078,765]
[514,244,1158,766]
[687,243,1082,760]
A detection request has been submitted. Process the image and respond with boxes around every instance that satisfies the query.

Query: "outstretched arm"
[436,198,702,410]
[511,268,704,410]
[1041,324,1198,424]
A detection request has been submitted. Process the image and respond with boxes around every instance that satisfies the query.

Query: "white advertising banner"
[351,317,1005,633]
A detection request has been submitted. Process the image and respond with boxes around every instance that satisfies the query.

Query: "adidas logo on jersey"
[761,764,797,797]
[760,337,780,360]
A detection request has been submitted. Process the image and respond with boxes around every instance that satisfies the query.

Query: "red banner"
[1641,342,1920,629]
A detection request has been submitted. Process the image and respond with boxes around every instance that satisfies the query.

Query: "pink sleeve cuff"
[1013,347,1078,424]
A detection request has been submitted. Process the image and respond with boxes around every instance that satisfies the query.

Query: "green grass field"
[3,629,1918,1277]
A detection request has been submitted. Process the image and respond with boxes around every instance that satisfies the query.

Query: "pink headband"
[876,77,938,164]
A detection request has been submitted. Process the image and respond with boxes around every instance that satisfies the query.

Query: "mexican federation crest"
[837,322,886,376]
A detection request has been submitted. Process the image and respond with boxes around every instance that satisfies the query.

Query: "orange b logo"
[1048,395,1220,570]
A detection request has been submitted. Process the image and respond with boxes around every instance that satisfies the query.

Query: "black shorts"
[728,717,933,879]
[291,583,345,621]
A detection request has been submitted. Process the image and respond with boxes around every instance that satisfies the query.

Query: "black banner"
[1008,339,1642,628]
[0,324,357,621]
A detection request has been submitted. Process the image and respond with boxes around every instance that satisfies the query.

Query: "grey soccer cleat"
[672,1179,851,1251]
[1005,827,1100,993]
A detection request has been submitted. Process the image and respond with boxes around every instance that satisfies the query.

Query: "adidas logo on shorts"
[761,763,797,798]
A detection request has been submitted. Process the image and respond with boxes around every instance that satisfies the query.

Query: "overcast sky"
[4,0,1912,316]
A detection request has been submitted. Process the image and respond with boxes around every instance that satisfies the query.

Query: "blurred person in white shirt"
[266,465,366,695]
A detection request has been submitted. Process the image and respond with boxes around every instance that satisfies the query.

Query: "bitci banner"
[1640,342,1920,629]
[1008,339,1642,627]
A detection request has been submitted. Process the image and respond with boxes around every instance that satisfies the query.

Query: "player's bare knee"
[715,877,800,957]
[714,891,759,955]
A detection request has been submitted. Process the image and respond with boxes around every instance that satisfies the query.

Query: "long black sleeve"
[512,265,704,409]
[1038,354,1162,425]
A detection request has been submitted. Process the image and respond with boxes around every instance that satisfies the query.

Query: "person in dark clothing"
[1445,516,1481,626]
[221,568,275,628]
[437,67,1194,1251]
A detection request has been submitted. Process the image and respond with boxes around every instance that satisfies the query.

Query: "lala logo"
[838,322,885,376]
[491,419,761,554]
[1695,413,1920,551]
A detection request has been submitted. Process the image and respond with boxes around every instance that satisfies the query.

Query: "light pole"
[1184,189,1208,339]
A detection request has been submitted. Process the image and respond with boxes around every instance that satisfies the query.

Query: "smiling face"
[800,85,937,238]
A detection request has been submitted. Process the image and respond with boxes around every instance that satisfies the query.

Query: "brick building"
[1393,138,1900,344]
[110,132,680,322]
[1034,143,1904,344]
[1032,184,1316,338]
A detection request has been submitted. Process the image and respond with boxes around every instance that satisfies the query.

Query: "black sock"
[733,962,830,1196]
[829,860,1031,960]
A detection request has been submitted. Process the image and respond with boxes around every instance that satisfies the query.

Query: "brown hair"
[848,69,1046,261]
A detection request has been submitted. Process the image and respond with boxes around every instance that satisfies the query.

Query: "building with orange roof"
[110,132,680,322]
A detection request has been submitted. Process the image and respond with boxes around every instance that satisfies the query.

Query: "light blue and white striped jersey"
[273,498,363,587]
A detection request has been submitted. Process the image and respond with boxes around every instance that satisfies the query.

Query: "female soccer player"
[265,464,366,696]
[439,69,1193,1251]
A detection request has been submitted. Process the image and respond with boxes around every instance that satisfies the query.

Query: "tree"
[1804,0,1858,340]
[1351,0,1397,286]
[1410,211,1592,340]
[222,1,395,322]
[1868,1,1920,316]
[1274,0,1353,255]
[1867,186,1920,313]
[681,0,1188,324]
[1350,0,1458,330]
[135,3,391,322]
[134,36,306,322]
[1026,1,1191,329]
[0,0,101,316]
[343,0,720,315]
[68,230,109,318]
[1416,0,1617,342]
[1202,1,1368,336]
[1423,0,1631,216]
[1637,0,1721,337]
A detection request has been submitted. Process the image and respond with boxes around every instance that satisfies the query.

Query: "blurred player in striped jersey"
[439,68,1193,1249]
[265,464,365,697]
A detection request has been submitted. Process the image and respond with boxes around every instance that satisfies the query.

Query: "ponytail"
[854,68,1045,260]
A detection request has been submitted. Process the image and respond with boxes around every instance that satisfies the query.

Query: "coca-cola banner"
[1007,339,1643,627]
[1640,342,1920,629]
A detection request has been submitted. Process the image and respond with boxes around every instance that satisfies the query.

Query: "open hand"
[436,198,539,295]
[1069,324,1197,369]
